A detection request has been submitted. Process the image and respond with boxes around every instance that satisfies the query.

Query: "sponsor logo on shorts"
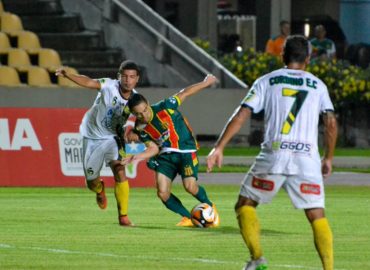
[184,165,193,176]
[252,177,274,191]
[300,183,321,195]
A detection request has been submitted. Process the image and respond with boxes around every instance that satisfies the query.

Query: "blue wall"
[340,0,370,44]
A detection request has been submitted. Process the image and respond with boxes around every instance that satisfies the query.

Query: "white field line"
[0,243,348,270]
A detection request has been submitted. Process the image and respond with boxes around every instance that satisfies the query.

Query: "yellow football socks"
[312,217,333,270]
[115,180,129,216]
[236,205,263,260]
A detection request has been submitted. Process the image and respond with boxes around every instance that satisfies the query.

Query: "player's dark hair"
[118,60,140,75]
[282,35,309,65]
[128,93,148,111]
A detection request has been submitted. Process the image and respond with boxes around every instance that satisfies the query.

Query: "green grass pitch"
[0,185,369,269]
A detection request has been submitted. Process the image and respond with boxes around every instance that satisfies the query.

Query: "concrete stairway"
[2,0,126,79]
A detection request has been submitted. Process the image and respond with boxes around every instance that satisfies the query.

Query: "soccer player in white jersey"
[56,60,141,226]
[207,36,337,270]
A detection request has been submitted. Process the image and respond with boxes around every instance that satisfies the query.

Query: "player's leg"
[110,160,133,226]
[180,152,220,226]
[156,172,192,221]
[237,173,284,269]
[235,195,264,266]
[285,175,333,270]
[182,178,212,205]
[305,208,333,270]
[82,138,107,209]
[148,154,192,226]
[180,152,213,206]
[182,176,220,227]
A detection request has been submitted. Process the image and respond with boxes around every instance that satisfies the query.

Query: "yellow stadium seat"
[16,31,42,54]
[0,1,4,13]
[7,48,33,72]
[38,48,62,72]
[1,12,24,36]
[27,66,57,87]
[0,66,25,86]
[57,67,81,88]
[0,32,12,53]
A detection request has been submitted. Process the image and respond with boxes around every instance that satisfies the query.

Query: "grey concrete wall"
[0,86,250,137]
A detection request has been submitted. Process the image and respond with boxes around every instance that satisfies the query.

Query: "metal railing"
[111,0,247,88]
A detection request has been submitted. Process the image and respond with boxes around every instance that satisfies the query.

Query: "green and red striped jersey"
[136,95,199,153]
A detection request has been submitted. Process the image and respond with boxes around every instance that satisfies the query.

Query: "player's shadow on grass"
[128,225,288,236]
[129,225,294,236]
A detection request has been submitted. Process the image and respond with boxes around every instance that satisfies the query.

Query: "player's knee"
[86,179,99,191]
[111,164,126,181]
[183,180,197,194]
[157,190,170,201]
[234,195,258,211]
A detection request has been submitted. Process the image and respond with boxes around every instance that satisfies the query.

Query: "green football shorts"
[147,151,199,181]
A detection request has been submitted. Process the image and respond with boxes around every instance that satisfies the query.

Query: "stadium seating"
[0,12,23,35]
[16,30,42,54]
[0,4,80,88]
[0,31,11,53]
[7,48,33,72]
[38,48,61,72]
[57,67,80,88]
[0,66,24,86]
[27,66,57,87]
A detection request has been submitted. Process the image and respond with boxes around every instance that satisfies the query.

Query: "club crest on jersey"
[252,176,274,191]
[156,130,170,146]
[300,183,321,195]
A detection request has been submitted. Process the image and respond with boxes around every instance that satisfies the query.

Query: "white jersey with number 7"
[242,68,334,179]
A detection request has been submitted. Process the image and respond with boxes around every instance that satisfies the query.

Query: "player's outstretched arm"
[55,67,100,90]
[121,141,159,165]
[207,106,252,172]
[176,74,217,103]
[321,111,337,178]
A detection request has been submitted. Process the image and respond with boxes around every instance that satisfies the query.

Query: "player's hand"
[121,155,136,166]
[321,158,332,179]
[206,147,223,173]
[203,74,217,86]
[124,128,139,143]
[55,68,67,77]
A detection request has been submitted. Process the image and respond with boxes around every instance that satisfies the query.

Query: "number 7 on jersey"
[281,88,308,134]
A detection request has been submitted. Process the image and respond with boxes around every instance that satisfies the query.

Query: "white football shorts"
[239,171,325,209]
[82,137,119,181]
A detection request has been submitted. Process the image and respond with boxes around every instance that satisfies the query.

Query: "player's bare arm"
[207,106,252,172]
[176,74,217,103]
[321,111,338,178]
[123,114,139,142]
[121,141,159,165]
[55,67,101,90]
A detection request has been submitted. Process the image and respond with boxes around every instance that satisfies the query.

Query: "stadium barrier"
[0,107,155,187]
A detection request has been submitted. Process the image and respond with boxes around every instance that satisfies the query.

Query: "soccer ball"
[190,203,215,228]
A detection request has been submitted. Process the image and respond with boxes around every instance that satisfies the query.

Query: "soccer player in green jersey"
[121,74,220,227]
